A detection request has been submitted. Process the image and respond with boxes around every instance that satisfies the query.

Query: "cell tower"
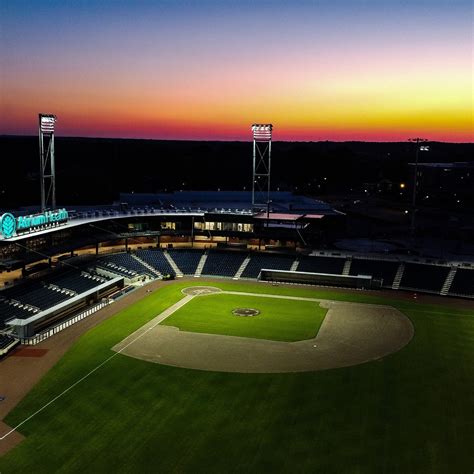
[39,113,57,212]
[251,124,273,208]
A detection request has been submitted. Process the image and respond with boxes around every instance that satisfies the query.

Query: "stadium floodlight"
[39,114,58,212]
[408,137,429,237]
[252,124,272,142]
[39,114,57,134]
[251,124,273,208]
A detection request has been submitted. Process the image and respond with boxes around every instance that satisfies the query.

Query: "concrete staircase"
[290,258,299,272]
[233,254,251,280]
[440,267,457,295]
[131,254,162,278]
[162,250,184,278]
[392,263,405,290]
[342,258,352,276]
[194,251,208,278]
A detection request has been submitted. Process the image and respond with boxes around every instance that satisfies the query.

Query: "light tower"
[39,113,57,212]
[251,124,273,208]
[408,137,429,236]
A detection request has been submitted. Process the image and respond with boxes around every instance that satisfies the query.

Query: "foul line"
[0,294,194,441]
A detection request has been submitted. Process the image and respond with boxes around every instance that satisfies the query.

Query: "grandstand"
[0,189,473,345]
[166,249,202,275]
[97,253,156,279]
[349,258,400,288]
[134,249,176,277]
[0,266,123,340]
[202,250,247,277]
[448,268,474,297]
[298,255,346,274]
[241,253,296,279]
[399,262,451,293]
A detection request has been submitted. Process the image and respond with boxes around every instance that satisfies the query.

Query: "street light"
[408,137,429,236]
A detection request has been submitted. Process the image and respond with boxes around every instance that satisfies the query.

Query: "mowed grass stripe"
[161,292,327,342]
[1,281,473,473]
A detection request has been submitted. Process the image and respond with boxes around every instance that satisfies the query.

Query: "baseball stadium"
[0,119,473,474]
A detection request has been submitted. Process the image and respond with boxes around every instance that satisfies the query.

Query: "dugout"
[259,269,376,289]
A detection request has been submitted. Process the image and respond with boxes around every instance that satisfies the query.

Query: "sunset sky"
[1,0,472,141]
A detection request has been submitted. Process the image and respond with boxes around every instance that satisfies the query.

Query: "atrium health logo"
[0,213,17,239]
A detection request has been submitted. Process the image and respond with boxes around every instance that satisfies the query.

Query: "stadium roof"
[119,191,341,215]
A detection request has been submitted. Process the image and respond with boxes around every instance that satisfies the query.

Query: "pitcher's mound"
[232,308,260,317]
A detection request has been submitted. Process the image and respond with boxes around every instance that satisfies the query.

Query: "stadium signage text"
[0,209,69,239]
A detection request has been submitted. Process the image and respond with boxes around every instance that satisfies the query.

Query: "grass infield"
[161,292,327,341]
[0,280,473,473]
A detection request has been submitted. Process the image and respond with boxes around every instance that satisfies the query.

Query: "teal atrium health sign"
[0,209,69,239]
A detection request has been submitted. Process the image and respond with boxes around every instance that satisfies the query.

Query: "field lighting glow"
[39,114,57,134]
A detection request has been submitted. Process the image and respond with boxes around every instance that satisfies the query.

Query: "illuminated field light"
[39,114,57,134]
[39,113,58,211]
[252,124,272,142]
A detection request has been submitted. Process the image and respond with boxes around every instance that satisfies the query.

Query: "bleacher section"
[1,250,472,338]
[167,249,203,275]
[0,300,36,328]
[399,263,450,293]
[98,253,154,278]
[0,268,119,330]
[202,250,247,277]
[349,258,400,287]
[49,271,109,294]
[2,282,71,311]
[298,256,346,274]
[134,249,175,276]
[448,269,474,297]
[242,253,295,279]
[0,334,16,350]
[0,334,18,356]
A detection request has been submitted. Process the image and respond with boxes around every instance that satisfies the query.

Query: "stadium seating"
[297,256,346,274]
[399,263,450,292]
[167,249,203,275]
[202,250,247,277]
[0,334,16,350]
[349,258,400,287]
[98,253,155,278]
[0,300,36,328]
[134,249,175,276]
[242,253,295,278]
[48,271,109,294]
[448,268,474,297]
[3,283,71,310]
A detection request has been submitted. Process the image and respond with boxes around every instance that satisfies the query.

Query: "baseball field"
[0,279,473,473]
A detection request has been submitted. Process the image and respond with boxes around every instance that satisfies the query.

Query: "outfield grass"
[161,292,327,341]
[1,280,473,473]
